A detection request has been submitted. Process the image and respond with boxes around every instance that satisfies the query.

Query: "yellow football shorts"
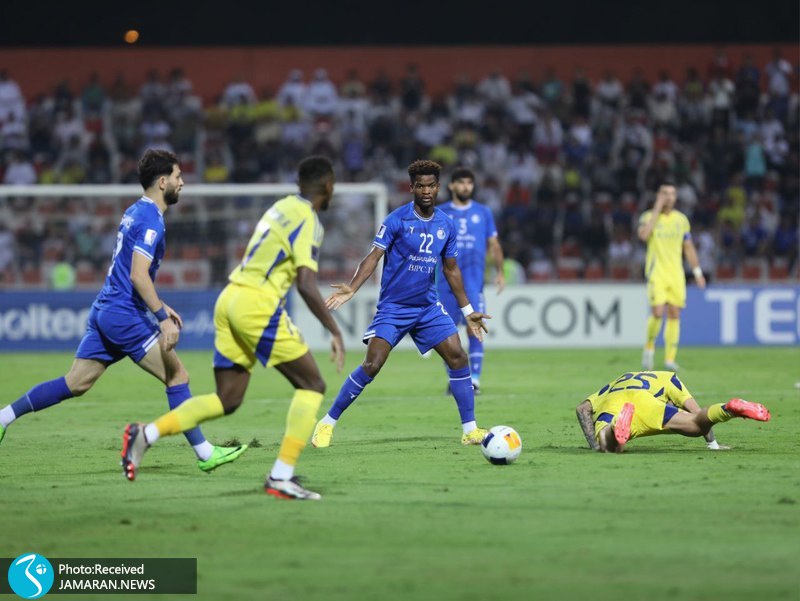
[594,390,676,441]
[647,273,686,308]
[212,283,308,372]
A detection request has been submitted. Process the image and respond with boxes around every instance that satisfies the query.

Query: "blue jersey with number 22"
[372,202,458,308]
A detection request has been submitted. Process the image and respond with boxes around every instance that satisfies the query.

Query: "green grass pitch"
[1,347,798,601]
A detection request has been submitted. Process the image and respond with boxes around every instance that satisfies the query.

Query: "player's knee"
[165,365,190,388]
[221,395,244,415]
[361,359,384,378]
[447,349,468,370]
[307,376,326,394]
[69,380,93,397]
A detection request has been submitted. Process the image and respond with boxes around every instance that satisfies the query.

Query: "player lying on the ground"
[581,371,730,450]
[575,371,771,453]
[0,150,245,473]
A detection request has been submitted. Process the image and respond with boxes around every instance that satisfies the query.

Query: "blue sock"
[166,383,207,446]
[468,337,484,383]
[10,377,74,418]
[448,366,475,424]
[328,366,373,420]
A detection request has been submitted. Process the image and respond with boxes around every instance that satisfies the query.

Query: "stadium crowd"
[0,47,797,287]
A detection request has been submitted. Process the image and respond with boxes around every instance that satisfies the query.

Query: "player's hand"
[325,283,355,310]
[159,318,180,351]
[162,302,183,329]
[654,188,668,212]
[330,332,345,373]
[466,312,491,342]
[695,272,707,289]
[495,272,506,294]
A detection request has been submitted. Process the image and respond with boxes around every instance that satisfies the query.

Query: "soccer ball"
[481,425,522,465]
[35,564,47,575]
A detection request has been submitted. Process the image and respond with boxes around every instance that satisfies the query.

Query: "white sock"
[0,406,16,428]
[462,420,477,434]
[143,423,160,444]
[270,459,294,481]
[193,441,214,461]
[321,414,338,426]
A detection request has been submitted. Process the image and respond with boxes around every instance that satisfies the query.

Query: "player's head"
[408,159,441,211]
[449,167,475,202]
[298,155,335,211]
[657,178,677,213]
[138,149,182,206]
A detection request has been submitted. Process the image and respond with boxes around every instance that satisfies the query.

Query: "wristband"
[461,304,474,318]
[692,266,703,279]
[154,306,169,322]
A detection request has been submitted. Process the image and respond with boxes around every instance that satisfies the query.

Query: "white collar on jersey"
[449,199,474,211]
[410,201,434,221]
[140,195,163,216]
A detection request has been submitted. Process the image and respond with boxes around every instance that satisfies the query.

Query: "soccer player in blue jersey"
[311,160,491,448]
[0,149,246,472]
[436,167,505,395]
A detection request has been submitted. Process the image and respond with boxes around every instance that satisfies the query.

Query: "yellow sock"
[645,316,662,350]
[154,394,224,437]
[707,403,733,423]
[277,390,324,466]
[664,318,680,363]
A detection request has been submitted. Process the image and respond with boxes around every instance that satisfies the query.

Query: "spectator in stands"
[139,69,166,115]
[0,70,25,123]
[304,69,339,119]
[765,47,793,121]
[740,214,769,258]
[221,74,256,108]
[3,150,36,185]
[400,63,425,113]
[80,73,105,119]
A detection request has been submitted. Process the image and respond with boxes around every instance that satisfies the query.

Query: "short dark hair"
[138,149,179,189]
[450,167,475,183]
[408,159,441,183]
[298,155,334,187]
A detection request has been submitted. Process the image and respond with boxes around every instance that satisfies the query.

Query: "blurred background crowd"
[0,45,797,288]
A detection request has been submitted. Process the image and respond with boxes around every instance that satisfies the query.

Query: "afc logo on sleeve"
[376,225,386,239]
[144,229,158,246]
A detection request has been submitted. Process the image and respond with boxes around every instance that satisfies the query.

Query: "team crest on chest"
[436,228,445,240]
[471,214,480,223]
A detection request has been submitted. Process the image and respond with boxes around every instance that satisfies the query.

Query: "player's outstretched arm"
[576,400,600,451]
[297,267,345,372]
[325,246,385,311]
[130,252,180,351]
[442,256,490,341]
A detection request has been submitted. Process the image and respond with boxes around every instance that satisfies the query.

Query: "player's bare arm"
[683,239,707,289]
[130,252,180,350]
[637,188,668,242]
[488,236,506,293]
[442,256,490,341]
[326,245,385,310]
[575,400,600,451]
[297,266,345,372]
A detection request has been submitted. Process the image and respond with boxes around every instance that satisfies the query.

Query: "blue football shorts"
[75,305,160,364]
[363,301,458,354]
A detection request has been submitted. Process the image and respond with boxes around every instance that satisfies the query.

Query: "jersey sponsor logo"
[376,224,386,239]
[311,246,320,261]
[436,228,445,240]
[144,229,158,246]
[471,214,480,223]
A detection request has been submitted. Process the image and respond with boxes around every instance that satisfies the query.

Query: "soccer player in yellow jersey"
[638,183,706,372]
[581,371,731,450]
[575,371,770,453]
[122,156,346,500]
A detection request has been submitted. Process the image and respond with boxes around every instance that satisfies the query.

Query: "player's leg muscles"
[137,344,189,387]
[65,358,108,396]
[434,333,468,370]
[214,366,251,414]
[362,337,392,377]
[274,352,325,393]
[662,410,706,437]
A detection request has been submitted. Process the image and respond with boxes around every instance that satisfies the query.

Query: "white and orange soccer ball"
[481,425,522,465]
